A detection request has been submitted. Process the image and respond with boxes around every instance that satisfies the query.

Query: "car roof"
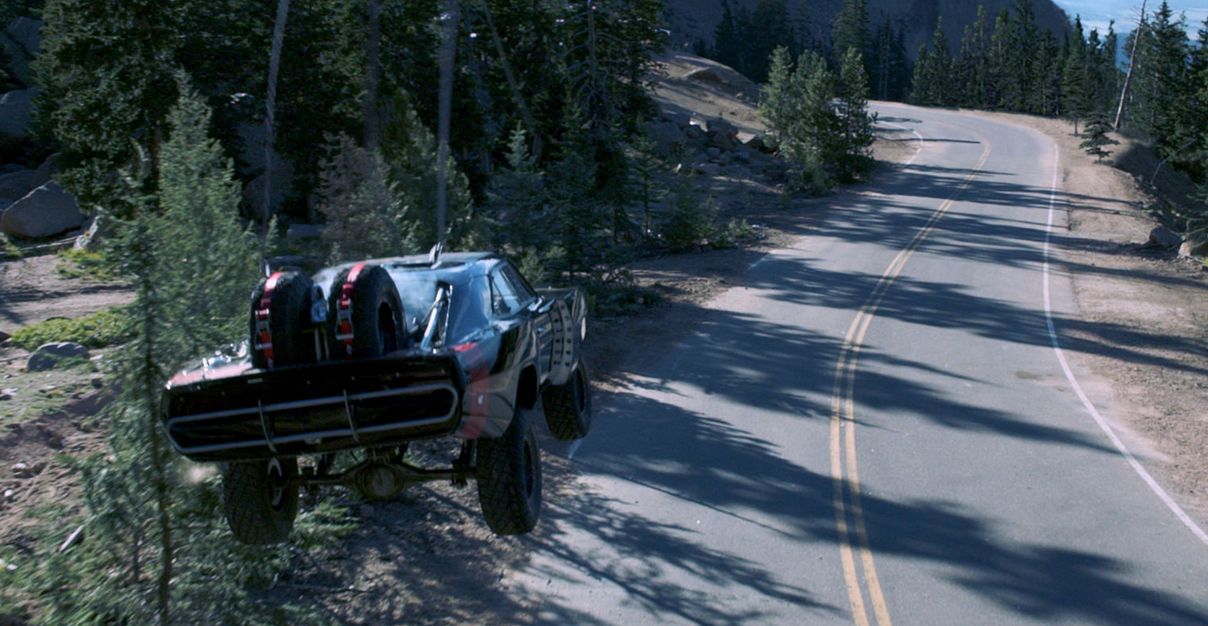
[311,251,505,294]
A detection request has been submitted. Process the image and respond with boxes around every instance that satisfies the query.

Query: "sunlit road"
[502,104,1208,625]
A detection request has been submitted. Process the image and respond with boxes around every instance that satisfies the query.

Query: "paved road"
[505,104,1208,625]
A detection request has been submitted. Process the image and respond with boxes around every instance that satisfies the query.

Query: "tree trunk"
[436,0,460,245]
[263,0,291,230]
[364,0,381,150]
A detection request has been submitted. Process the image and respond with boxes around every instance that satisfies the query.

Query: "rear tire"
[542,359,592,440]
[249,271,316,370]
[327,264,405,359]
[222,457,299,545]
[476,408,542,535]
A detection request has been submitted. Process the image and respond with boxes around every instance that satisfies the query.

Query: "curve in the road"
[830,121,991,626]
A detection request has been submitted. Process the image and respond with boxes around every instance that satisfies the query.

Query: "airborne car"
[160,251,591,544]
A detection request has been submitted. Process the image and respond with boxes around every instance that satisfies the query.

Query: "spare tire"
[250,271,317,370]
[327,263,406,359]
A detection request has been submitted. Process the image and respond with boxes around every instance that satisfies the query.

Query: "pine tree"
[1130,1,1189,149]
[760,46,797,148]
[832,0,868,62]
[1081,113,1120,162]
[1062,17,1092,131]
[912,18,952,107]
[958,6,992,108]
[488,126,545,250]
[317,133,415,262]
[988,8,1013,108]
[26,83,322,626]
[156,79,262,351]
[836,47,876,181]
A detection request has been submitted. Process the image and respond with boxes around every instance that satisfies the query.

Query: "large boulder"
[0,89,35,141]
[27,341,89,372]
[2,17,43,87]
[1,182,84,239]
[0,168,35,203]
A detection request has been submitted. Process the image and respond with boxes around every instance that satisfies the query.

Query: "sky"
[1055,0,1208,38]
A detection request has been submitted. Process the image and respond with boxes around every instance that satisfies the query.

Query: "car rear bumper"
[161,354,465,462]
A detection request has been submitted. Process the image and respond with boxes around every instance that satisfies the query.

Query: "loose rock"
[27,341,90,372]
[1178,239,1207,259]
[1147,226,1182,249]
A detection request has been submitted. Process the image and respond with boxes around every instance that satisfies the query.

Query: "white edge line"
[1041,146,1208,546]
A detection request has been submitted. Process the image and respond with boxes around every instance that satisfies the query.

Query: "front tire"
[222,457,299,545]
[542,359,592,440]
[476,408,542,535]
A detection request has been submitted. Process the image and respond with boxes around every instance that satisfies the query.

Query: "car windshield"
[384,266,487,345]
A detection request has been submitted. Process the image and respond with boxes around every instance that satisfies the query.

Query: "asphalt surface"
[506,104,1208,625]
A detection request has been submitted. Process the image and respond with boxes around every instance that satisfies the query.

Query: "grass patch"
[56,247,116,281]
[0,232,22,259]
[9,308,133,351]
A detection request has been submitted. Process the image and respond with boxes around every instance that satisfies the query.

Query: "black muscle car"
[160,251,591,544]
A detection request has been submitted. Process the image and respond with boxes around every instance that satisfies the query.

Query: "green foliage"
[487,126,545,250]
[760,48,864,194]
[0,232,22,259]
[1081,114,1120,162]
[34,0,183,215]
[56,247,116,280]
[1062,17,1092,132]
[379,86,482,250]
[9,308,133,351]
[832,0,868,62]
[912,17,953,107]
[318,132,418,262]
[662,184,719,251]
[836,48,876,182]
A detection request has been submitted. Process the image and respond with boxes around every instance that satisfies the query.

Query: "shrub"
[9,308,133,351]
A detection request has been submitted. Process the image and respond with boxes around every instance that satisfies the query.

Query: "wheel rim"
[378,303,397,352]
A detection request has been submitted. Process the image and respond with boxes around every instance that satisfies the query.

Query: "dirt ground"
[0,253,128,558]
[966,110,1208,522]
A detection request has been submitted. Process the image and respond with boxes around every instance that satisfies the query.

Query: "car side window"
[501,263,537,306]
[489,270,522,317]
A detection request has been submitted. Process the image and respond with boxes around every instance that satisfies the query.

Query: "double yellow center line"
[830,130,992,626]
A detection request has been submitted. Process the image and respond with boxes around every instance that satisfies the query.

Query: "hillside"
[662,0,1069,61]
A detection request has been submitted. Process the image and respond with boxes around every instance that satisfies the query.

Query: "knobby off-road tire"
[542,358,592,440]
[476,408,542,535]
[250,271,317,370]
[327,264,405,359]
[222,457,299,545]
